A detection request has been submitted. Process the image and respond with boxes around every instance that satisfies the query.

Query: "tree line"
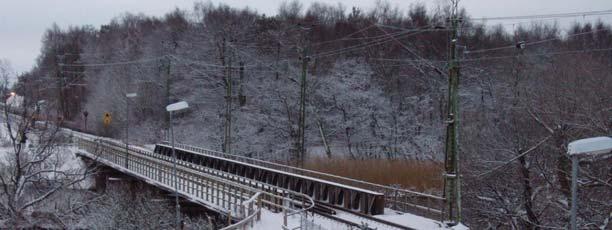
[11,1,612,228]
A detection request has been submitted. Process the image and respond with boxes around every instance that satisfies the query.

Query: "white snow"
[252,209,315,230]
[253,207,469,230]
[5,94,23,108]
[451,223,469,230]
[252,205,470,230]
[371,208,446,229]
[143,144,156,151]
[0,116,94,189]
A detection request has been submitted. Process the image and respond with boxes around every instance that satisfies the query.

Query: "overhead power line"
[372,24,446,76]
[310,24,448,48]
[314,25,436,58]
[461,47,612,62]
[373,47,612,64]
[311,24,378,47]
[471,9,612,21]
[465,27,610,54]
[58,56,166,67]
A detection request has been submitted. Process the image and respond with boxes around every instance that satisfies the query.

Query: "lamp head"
[166,101,189,112]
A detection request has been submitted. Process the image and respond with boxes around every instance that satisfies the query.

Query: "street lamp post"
[166,101,189,230]
[125,93,137,169]
[567,136,612,230]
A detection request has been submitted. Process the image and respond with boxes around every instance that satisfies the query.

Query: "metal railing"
[165,142,445,218]
[1,102,443,218]
[220,192,262,230]
[73,133,316,229]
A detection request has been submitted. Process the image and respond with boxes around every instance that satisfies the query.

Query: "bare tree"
[0,59,12,96]
[82,182,213,230]
[0,85,95,228]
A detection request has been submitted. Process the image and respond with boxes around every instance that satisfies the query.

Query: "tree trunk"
[519,154,540,229]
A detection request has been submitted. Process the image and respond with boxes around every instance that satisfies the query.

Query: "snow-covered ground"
[253,207,468,230]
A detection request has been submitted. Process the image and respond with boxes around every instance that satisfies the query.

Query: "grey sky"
[1,0,611,76]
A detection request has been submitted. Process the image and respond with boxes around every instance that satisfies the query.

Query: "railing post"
[302,197,306,213]
[206,179,210,201]
[215,182,220,206]
[394,188,399,210]
[228,211,232,226]
[283,206,288,228]
[257,196,262,221]
[248,201,254,226]
[243,204,248,230]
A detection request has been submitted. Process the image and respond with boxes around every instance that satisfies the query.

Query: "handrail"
[220,192,262,230]
[76,137,257,216]
[150,141,317,228]
[81,134,317,211]
[167,141,442,199]
[164,142,444,217]
[72,131,316,229]
[221,191,316,230]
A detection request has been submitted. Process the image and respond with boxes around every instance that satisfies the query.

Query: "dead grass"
[303,157,443,192]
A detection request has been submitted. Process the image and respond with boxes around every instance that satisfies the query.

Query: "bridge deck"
[155,143,386,215]
[162,143,383,195]
[73,134,315,229]
[153,142,445,218]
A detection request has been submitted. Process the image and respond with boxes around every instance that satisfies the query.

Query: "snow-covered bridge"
[0,102,452,229]
[74,132,314,230]
[0,102,454,229]
[69,129,449,229]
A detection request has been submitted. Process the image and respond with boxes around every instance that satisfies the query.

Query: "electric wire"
[58,56,166,67]
[313,28,430,58]
[470,9,612,21]
[466,27,610,54]
[372,47,612,64]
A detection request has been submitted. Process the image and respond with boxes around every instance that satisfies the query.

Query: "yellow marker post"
[103,112,112,136]
[103,112,112,127]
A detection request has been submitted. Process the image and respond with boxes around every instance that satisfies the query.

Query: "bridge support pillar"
[93,167,111,192]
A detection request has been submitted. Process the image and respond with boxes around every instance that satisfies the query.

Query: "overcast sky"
[1,0,611,75]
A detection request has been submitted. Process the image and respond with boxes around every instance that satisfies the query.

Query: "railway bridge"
[69,129,445,229]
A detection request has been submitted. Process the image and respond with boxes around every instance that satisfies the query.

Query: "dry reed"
[303,157,443,192]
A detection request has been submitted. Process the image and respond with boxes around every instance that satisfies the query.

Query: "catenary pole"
[443,0,462,224]
[298,47,310,167]
[170,111,180,229]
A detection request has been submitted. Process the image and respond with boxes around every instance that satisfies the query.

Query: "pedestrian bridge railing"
[72,133,315,229]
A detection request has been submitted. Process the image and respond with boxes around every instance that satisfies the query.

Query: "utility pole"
[164,54,172,134]
[125,93,137,169]
[275,42,281,81]
[238,62,246,106]
[125,94,131,168]
[512,40,540,228]
[56,54,65,119]
[443,0,462,224]
[222,37,234,154]
[297,47,310,167]
[226,52,233,155]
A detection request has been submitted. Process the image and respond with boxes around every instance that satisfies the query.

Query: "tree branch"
[478,135,552,178]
